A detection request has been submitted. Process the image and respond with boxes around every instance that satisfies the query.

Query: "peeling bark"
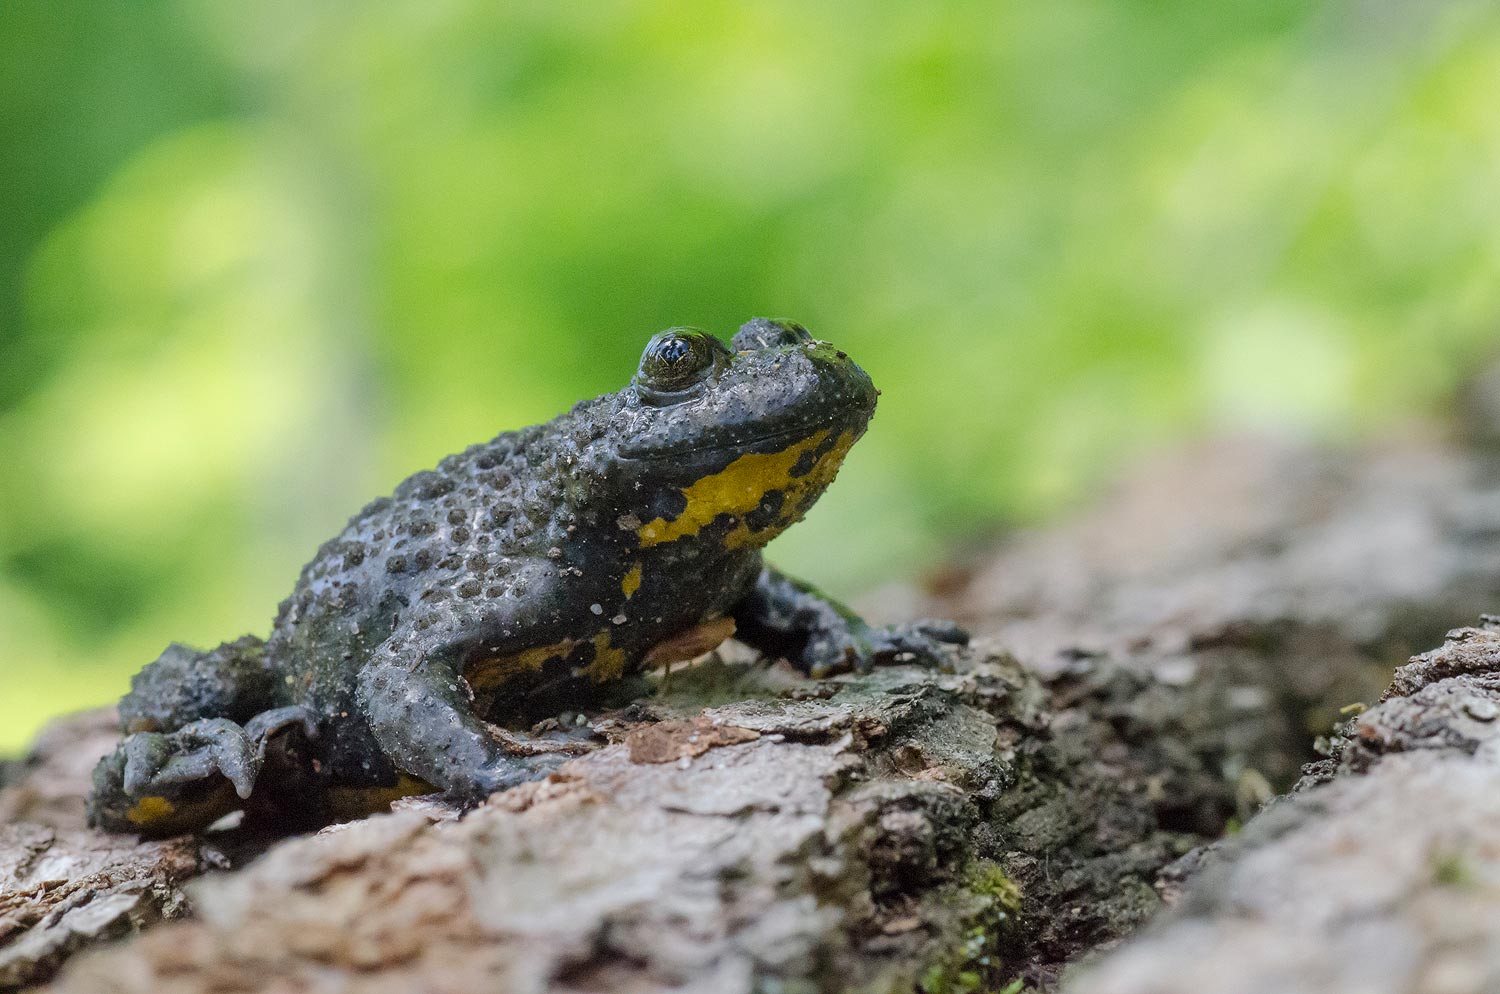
[0,711,211,990]
[0,825,205,990]
[4,421,1500,993]
[30,653,1052,994]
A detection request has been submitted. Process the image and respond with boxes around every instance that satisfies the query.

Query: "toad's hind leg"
[88,706,318,836]
[117,636,281,735]
[90,635,317,836]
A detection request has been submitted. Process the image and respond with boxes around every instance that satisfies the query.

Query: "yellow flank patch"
[125,795,177,826]
[579,632,628,683]
[637,429,857,550]
[469,630,630,690]
[621,562,644,599]
[465,638,579,692]
[327,773,436,819]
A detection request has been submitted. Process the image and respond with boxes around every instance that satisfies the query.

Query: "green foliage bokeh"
[3,0,1499,751]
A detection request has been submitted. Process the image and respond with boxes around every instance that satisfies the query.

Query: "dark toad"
[88,319,966,836]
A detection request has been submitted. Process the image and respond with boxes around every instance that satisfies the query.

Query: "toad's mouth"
[618,417,854,462]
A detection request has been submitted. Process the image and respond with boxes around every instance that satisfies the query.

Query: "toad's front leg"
[358,556,602,798]
[732,566,968,677]
[356,640,568,800]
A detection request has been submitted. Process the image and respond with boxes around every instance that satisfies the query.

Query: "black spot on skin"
[791,448,820,477]
[746,490,788,531]
[644,487,690,524]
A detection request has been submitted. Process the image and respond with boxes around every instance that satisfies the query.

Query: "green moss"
[918,862,1025,994]
[1431,849,1476,889]
[969,862,1024,914]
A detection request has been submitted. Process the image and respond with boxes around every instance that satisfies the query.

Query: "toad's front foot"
[829,618,970,676]
[454,752,572,806]
[798,618,968,677]
[733,565,969,678]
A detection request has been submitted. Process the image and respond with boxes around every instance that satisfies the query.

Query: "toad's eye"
[637,328,723,395]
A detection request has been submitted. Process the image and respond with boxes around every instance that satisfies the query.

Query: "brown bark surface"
[0,711,210,990]
[1067,624,1500,994]
[4,414,1499,993]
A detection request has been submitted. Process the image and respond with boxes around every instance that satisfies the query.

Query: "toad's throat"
[637,428,857,550]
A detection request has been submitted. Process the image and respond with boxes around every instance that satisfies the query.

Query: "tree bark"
[5,415,1500,993]
[1067,623,1500,994]
[0,712,210,990]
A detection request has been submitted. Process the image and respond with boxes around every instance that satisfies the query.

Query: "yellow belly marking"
[125,795,177,826]
[123,781,240,834]
[468,632,629,690]
[327,773,436,819]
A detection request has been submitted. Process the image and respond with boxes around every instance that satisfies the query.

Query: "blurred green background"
[3,1,1499,753]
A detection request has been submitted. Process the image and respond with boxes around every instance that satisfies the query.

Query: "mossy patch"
[918,861,1025,994]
